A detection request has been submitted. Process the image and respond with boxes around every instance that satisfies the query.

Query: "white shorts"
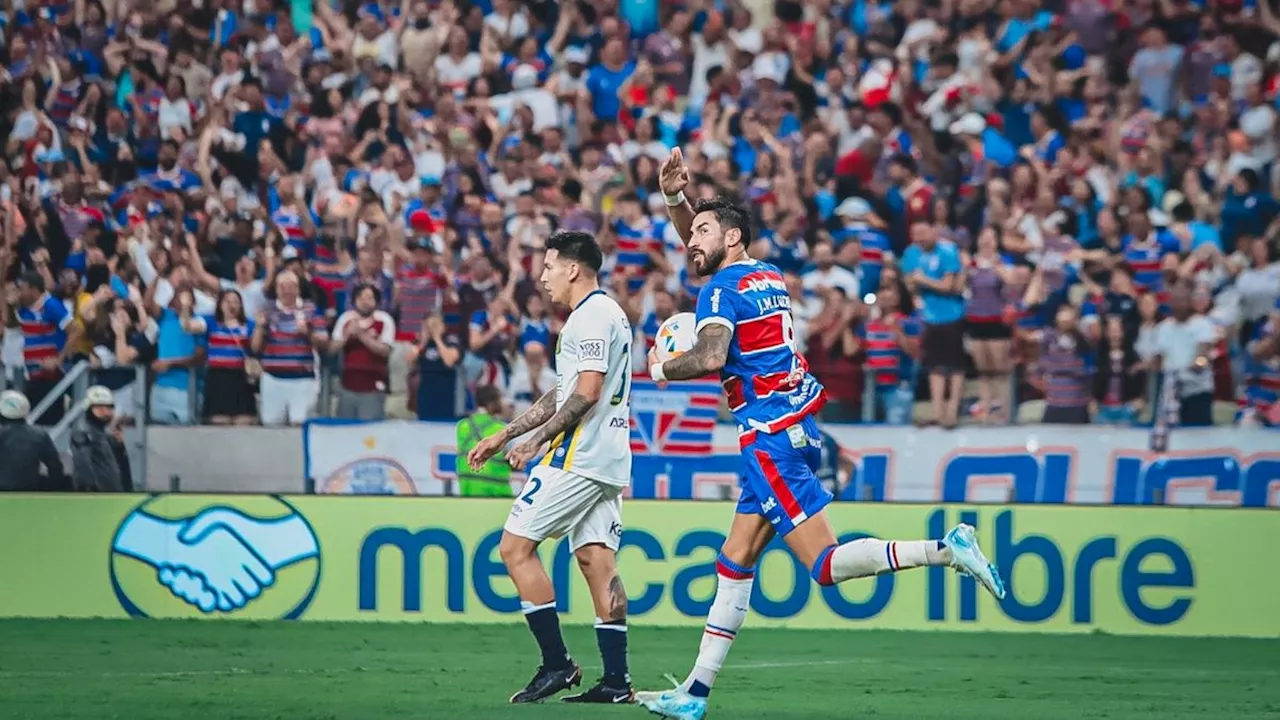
[503,466,623,552]
[260,374,317,426]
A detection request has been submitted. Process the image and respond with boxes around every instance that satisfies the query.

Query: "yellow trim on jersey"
[540,431,565,467]
[562,424,585,471]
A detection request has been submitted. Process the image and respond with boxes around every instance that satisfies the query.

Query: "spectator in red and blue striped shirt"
[185,290,257,425]
[16,271,78,425]
[252,270,329,426]
[1121,212,1179,297]
[395,237,448,343]
[832,197,893,293]
[1242,312,1280,426]
[639,287,677,353]
[270,181,320,258]
[608,193,660,293]
[1035,305,1093,424]
[46,58,84,129]
[858,281,921,421]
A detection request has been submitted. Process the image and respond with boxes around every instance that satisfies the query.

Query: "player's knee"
[574,543,607,569]
[810,545,838,586]
[499,531,537,567]
[716,542,758,576]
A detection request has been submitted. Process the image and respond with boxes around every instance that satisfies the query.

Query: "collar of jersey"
[574,288,606,311]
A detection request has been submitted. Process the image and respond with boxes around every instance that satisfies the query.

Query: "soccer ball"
[654,312,697,363]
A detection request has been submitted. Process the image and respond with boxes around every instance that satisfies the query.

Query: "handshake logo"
[110,498,320,618]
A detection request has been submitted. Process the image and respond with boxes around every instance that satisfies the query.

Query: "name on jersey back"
[754,293,791,314]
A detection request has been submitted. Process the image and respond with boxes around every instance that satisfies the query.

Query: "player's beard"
[691,244,728,277]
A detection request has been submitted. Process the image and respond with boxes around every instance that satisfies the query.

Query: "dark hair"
[873,102,903,126]
[690,196,753,245]
[889,153,918,176]
[1237,168,1261,193]
[475,384,503,410]
[561,178,583,203]
[18,271,45,292]
[85,264,111,294]
[545,230,603,273]
[215,289,248,325]
[1171,202,1195,224]
[351,282,383,307]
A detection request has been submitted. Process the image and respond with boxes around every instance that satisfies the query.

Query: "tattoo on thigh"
[607,574,627,621]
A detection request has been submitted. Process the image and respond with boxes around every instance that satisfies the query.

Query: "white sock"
[684,557,754,697]
[826,539,952,583]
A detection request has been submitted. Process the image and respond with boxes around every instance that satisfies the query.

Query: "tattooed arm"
[505,371,605,470]
[656,324,731,381]
[465,388,557,470]
[496,388,557,444]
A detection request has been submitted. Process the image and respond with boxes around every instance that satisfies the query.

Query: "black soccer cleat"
[509,663,583,703]
[562,678,635,704]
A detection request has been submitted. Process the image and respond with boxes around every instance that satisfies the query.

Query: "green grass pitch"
[1,620,1277,719]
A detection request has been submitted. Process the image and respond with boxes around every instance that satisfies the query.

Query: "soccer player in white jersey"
[633,150,1007,720]
[467,230,636,705]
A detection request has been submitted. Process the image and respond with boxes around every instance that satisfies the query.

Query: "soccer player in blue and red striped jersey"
[637,149,1006,720]
[16,272,78,424]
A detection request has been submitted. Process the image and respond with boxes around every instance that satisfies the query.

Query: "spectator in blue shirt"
[1220,168,1280,254]
[586,37,635,122]
[232,77,285,159]
[902,222,966,428]
[145,287,205,425]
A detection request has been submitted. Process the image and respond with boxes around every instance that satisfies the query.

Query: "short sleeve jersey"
[695,259,826,435]
[540,290,634,487]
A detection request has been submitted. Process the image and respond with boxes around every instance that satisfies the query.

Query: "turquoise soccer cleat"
[944,523,1007,600]
[634,676,709,720]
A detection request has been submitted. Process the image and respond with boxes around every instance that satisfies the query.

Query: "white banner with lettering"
[304,421,1280,507]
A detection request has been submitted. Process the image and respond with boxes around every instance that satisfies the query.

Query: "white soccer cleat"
[944,523,1007,600]
[634,675,709,720]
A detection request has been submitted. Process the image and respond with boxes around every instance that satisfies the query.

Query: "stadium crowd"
[0,0,1279,431]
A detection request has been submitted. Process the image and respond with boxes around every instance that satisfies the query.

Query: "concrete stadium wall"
[145,427,304,493]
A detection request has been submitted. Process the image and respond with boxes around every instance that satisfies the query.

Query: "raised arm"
[659,148,697,244]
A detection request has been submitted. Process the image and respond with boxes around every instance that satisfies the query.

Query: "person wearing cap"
[70,385,132,492]
[0,389,70,492]
[832,196,893,293]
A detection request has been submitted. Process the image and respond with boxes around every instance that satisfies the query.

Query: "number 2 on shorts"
[520,477,543,505]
